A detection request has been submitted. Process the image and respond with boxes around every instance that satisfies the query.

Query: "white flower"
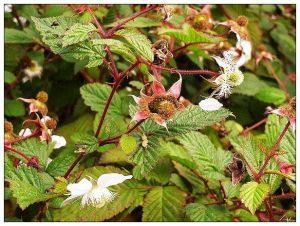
[5,4,12,13]
[199,98,223,111]
[22,60,43,83]
[211,28,252,99]
[62,173,133,208]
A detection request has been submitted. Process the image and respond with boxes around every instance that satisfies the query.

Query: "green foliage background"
[4,4,295,222]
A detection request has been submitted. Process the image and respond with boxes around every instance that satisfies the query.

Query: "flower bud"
[46,118,57,130]
[236,15,248,27]
[4,121,13,133]
[36,91,48,103]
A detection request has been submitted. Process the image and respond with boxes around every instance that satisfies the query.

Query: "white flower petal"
[67,178,92,197]
[81,187,116,208]
[97,173,133,188]
[61,194,82,207]
[19,128,32,137]
[199,98,223,111]
[51,135,67,149]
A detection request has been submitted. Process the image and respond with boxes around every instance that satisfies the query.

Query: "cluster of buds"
[17,91,66,149]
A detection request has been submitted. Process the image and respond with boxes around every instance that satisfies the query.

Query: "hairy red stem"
[240,118,267,136]
[257,121,290,180]
[106,5,159,37]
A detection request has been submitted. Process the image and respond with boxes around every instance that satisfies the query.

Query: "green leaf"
[62,23,96,47]
[4,71,16,83]
[10,181,56,210]
[240,182,270,215]
[5,28,33,44]
[53,166,145,221]
[46,152,77,177]
[71,132,99,153]
[92,39,136,62]
[115,28,154,62]
[223,180,241,199]
[173,162,206,193]
[270,22,295,64]
[119,134,138,154]
[142,186,186,221]
[233,73,268,96]
[31,15,77,54]
[129,104,231,136]
[61,41,105,67]
[159,24,221,44]
[265,114,295,165]
[186,203,229,221]
[80,83,122,115]
[230,135,265,177]
[7,165,57,210]
[56,113,94,145]
[180,131,232,179]
[13,138,55,168]
[106,17,161,28]
[160,141,197,169]
[130,136,161,179]
[4,99,26,117]
[255,87,286,105]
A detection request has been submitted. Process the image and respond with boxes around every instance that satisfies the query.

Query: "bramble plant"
[4,4,295,222]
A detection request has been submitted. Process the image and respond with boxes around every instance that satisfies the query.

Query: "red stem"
[4,145,31,162]
[106,5,159,37]
[95,82,119,138]
[105,46,119,79]
[271,192,295,200]
[256,121,290,180]
[98,119,145,146]
[87,6,106,38]
[240,118,267,136]
[63,153,85,179]
[148,63,219,77]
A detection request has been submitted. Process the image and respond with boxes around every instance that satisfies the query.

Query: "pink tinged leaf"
[132,110,149,122]
[130,95,141,104]
[152,80,166,95]
[153,115,168,131]
[168,74,182,98]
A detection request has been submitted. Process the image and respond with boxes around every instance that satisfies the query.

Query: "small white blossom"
[211,30,251,99]
[62,173,133,208]
[199,98,223,111]
[23,60,43,83]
